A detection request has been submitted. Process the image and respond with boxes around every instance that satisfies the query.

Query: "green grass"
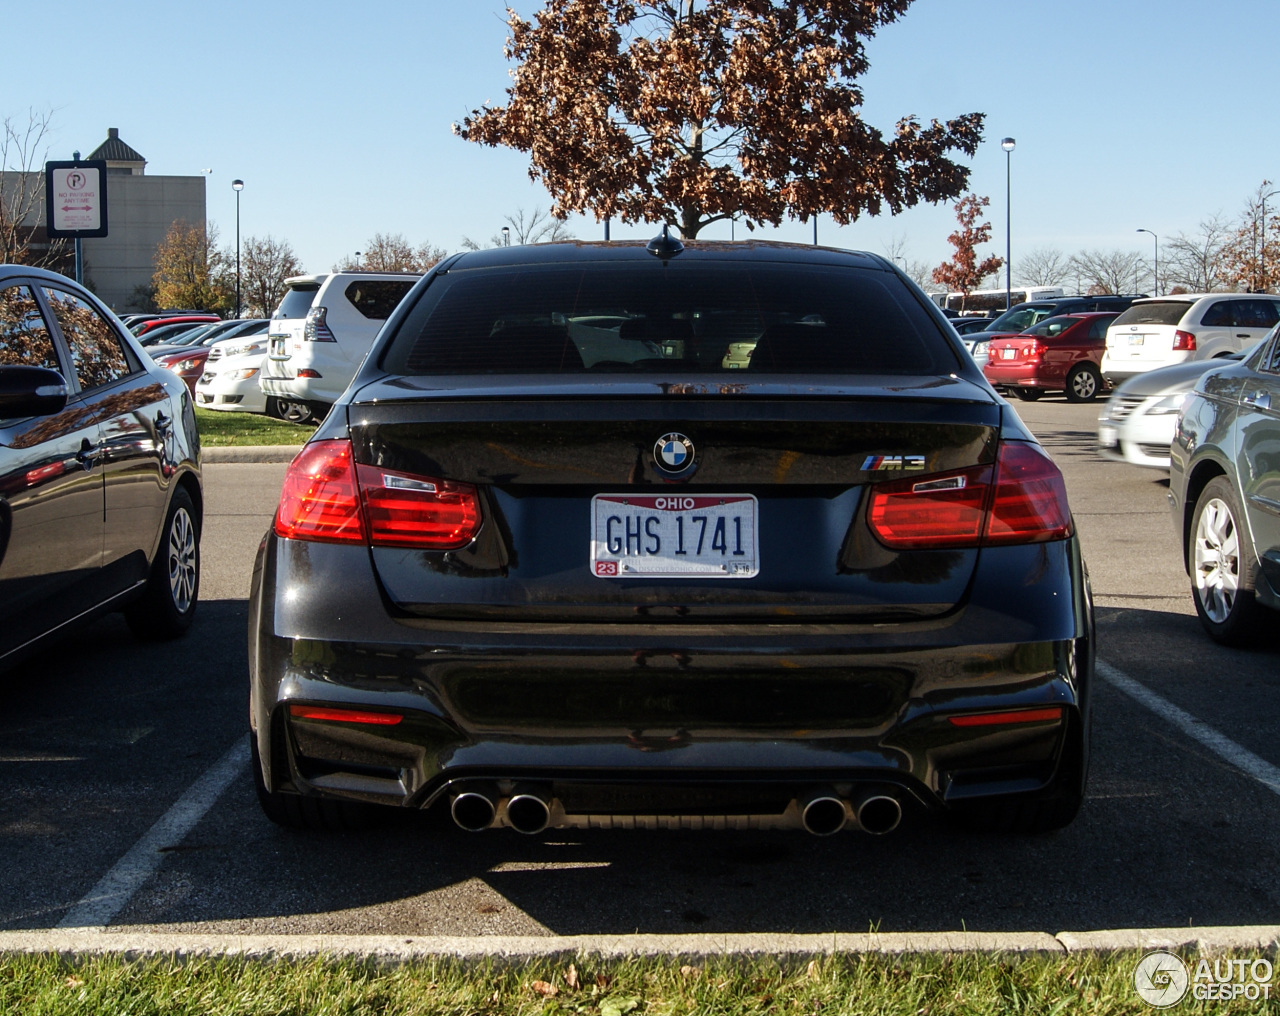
[1,950,1274,1016]
[194,407,315,447]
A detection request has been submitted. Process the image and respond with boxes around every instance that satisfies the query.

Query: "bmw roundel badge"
[654,432,695,473]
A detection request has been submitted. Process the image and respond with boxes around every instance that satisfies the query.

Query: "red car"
[131,314,220,339]
[982,312,1119,403]
[154,346,213,395]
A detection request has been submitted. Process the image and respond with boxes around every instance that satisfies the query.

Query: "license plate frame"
[590,494,759,579]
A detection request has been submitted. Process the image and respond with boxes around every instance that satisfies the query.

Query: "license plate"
[1128,335,1145,346]
[1098,425,1118,448]
[1001,348,1016,359]
[591,494,759,578]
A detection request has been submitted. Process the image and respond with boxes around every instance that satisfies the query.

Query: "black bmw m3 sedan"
[249,236,1093,837]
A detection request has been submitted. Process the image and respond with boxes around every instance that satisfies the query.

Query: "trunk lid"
[346,379,1001,623]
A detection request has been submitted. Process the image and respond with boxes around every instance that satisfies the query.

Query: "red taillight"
[1172,330,1197,351]
[296,368,322,378]
[357,464,481,549]
[289,705,403,725]
[274,439,482,549]
[948,706,1063,728]
[867,442,1072,550]
[274,441,365,544]
[1025,341,1046,360]
[985,442,1073,545]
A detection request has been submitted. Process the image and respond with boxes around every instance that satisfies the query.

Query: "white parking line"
[57,737,250,930]
[1099,660,1280,798]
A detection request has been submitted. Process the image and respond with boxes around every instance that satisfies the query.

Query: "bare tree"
[239,235,303,317]
[1067,248,1149,295]
[462,206,576,250]
[1218,182,1280,293]
[1014,246,1069,288]
[335,233,446,272]
[880,234,938,292]
[0,108,69,268]
[1160,216,1231,293]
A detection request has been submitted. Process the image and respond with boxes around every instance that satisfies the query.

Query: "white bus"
[942,286,1064,314]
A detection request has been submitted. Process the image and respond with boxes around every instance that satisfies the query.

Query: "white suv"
[260,272,420,421]
[1100,293,1280,385]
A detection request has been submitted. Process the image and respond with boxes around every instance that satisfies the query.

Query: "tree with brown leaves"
[239,235,303,317]
[151,220,233,313]
[932,194,1003,310]
[456,1,984,239]
[335,232,446,273]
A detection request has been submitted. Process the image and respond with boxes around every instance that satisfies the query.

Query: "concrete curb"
[1,927,1278,961]
[202,445,301,464]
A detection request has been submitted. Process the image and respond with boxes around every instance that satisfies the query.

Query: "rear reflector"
[296,368,322,378]
[949,706,1064,727]
[274,439,482,549]
[867,441,1072,550]
[289,705,403,725]
[1172,330,1197,351]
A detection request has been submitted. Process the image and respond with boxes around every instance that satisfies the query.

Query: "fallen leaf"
[530,980,559,998]
[596,973,612,990]
[680,965,701,978]
[601,996,640,1016]
[565,963,580,990]
[806,960,820,980]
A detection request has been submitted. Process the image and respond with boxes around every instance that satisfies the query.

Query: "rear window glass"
[1024,316,1080,338]
[273,284,321,320]
[382,264,956,376]
[345,280,417,320]
[1111,301,1190,327]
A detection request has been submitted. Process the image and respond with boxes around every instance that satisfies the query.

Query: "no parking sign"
[44,159,108,238]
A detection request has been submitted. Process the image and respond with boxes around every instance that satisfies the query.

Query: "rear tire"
[1190,476,1270,645]
[1012,387,1043,402]
[125,487,199,641]
[266,396,314,424]
[250,729,379,831]
[1064,363,1103,403]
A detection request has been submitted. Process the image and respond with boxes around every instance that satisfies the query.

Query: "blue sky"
[4,0,1277,281]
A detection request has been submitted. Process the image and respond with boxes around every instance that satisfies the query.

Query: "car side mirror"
[0,365,69,418]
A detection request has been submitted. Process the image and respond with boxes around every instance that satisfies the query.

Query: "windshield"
[382,263,958,376]
[985,304,1055,332]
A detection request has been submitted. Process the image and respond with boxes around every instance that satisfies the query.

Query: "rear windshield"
[1024,315,1080,338]
[273,283,321,320]
[1111,301,1191,327]
[382,264,956,376]
[986,303,1059,332]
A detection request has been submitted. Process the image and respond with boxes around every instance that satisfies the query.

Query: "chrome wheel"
[167,507,198,614]
[1193,496,1239,624]
[1067,366,1099,402]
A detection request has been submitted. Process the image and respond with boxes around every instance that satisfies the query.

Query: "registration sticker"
[591,494,759,579]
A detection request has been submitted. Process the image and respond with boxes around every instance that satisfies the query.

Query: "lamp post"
[1136,229,1159,296]
[1260,182,1278,292]
[231,179,244,318]
[1001,138,1015,310]
[354,251,361,268]
[502,226,511,247]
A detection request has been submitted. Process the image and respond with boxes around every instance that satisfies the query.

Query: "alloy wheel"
[1193,497,1239,623]
[1070,369,1097,400]
[167,507,198,614]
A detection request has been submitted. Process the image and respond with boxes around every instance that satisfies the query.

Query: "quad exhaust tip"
[800,794,848,836]
[450,791,497,832]
[855,793,903,836]
[505,790,552,835]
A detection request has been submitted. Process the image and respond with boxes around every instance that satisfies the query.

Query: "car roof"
[448,239,890,271]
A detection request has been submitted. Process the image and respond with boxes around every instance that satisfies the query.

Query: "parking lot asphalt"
[3,400,1279,939]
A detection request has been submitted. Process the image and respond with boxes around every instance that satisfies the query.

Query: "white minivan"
[260,272,420,421]
[1100,293,1280,385]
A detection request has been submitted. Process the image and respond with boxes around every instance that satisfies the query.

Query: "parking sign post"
[45,155,109,285]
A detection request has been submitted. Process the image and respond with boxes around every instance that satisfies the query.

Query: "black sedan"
[249,236,1093,838]
[1,265,202,668]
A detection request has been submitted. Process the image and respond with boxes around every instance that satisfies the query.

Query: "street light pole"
[1136,228,1159,296]
[1001,138,1015,310]
[1260,182,1278,292]
[502,226,511,247]
[231,179,244,317]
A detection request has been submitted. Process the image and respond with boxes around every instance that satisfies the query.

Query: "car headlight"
[228,367,259,381]
[170,358,201,373]
[1147,392,1190,416]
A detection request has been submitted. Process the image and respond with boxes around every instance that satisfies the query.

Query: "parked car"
[968,295,1143,341]
[983,313,1118,402]
[153,345,213,395]
[130,313,220,339]
[1097,347,1255,469]
[0,265,202,670]
[146,318,267,359]
[137,321,213,348]
[260,272,420,423]
[249,236,1093,839]
[952,316,995,335]
[1100,294,1280,386]
[196,325,274,414]
[1170,327,1280,645]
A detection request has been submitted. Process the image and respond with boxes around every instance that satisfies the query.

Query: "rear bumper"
[983,364,1055,388]
[249,532,1094,822]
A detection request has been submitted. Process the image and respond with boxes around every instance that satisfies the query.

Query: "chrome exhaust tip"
[800,793,848,836]
[450,791,497,832]
[506,790,552,835]
[854,792,902,836]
